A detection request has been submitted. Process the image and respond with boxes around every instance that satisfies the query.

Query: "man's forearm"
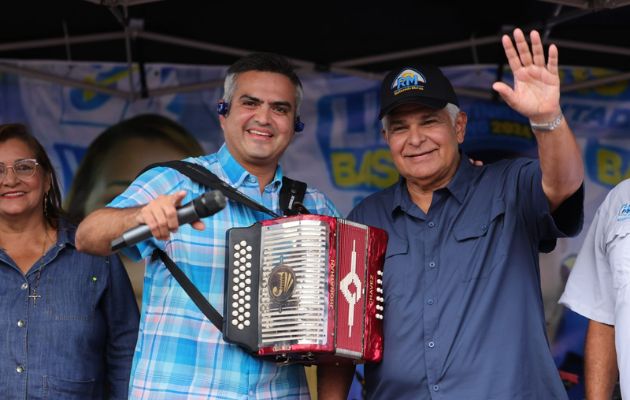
[76,207,141,256]
[534,121,585,211]
[585,320,618,400]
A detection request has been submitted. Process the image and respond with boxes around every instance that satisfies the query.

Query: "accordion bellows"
[224,215,387,364]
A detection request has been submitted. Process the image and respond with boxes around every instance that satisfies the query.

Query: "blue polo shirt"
[347,156,583,400]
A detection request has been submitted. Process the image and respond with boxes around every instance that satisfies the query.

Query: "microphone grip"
[110,190,226,252]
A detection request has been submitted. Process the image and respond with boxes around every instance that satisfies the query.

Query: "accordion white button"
[245,287,251,293]
[231,318,238,325]
[238,315,244,321]
[238,306,244,313]
[245,278,251,285]
[244,320,250,326]
[232,285,239,292]
[245,303,251,309]
[245,295,251,301]
[240,240,247,246]
[233,268,239,275]
[246,245,252,251]
[233,261,239,266]
[233,277,239,283]
[232,310,238,317]
[232,302,238,308]
[239,290,245,296]
[245,270,251,277]
[239,273,246,280]
[238,298,244,304]
[240,257,246,263]
[246,254,252,260]
[234,243,241,250]
[238,323,244,330]
[377,279,382,285]
[240,249,247,255]
[246,262,251,268]
[232,294,238,300]
[245,311,251,318]
[377,270,383,276]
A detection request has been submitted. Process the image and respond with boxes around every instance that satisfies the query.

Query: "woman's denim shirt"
[0,220,139,399]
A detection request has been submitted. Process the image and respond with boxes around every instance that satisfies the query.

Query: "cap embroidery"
[391,68,426,96]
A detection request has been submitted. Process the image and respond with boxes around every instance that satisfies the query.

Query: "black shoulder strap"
[280,176,308,216]
[142,160,280,218]
[153,249,224,330]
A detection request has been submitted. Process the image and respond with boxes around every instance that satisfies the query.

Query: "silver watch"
[529,113,564,132]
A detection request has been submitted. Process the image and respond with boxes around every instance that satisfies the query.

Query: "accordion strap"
[153,248,224,330]
[141,160,308,332]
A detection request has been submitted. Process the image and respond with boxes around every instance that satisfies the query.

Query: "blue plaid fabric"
[109,144,339,399]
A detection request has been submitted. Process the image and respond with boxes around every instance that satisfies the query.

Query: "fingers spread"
[547,44,559,76]
[513,28,533,67]
[530,30,546,67]
[501,34,522,73]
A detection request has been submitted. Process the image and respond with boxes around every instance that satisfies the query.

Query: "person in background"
[319,28,584,399]
[560,178,630,399]
[65,114,204,306]
[76,53,339,399]
[0,123,138,399]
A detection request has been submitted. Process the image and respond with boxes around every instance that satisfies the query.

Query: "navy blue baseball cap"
[379,65,459,119]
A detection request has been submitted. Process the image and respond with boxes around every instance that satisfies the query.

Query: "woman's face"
[0,138,50,221]
[83,137,192,215]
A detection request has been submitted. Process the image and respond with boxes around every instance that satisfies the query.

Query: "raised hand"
[492,28,562,124]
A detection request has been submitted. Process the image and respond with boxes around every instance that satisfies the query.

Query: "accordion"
[224,214,387,364]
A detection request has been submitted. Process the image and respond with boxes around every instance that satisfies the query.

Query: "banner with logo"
[1,61,629,398]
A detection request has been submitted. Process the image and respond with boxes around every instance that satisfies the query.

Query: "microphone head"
[195,190,227,217]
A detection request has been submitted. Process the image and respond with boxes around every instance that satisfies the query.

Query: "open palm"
[492,28,562,122]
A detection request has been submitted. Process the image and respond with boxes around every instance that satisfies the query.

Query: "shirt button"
[427,299,434,305]
[21,283,28,290]
[428,261,436,269]
[428,221,435,228]
[427,341,435,348]
[16,365,24,374]
[433,384,439,392]
[17,320,25,328]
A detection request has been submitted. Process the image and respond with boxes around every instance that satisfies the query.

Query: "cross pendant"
[28,291,41,305]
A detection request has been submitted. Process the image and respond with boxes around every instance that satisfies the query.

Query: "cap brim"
[379,97,448,119]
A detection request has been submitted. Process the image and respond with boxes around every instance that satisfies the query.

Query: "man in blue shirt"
[320,28,584,399]
[76,53,339,399]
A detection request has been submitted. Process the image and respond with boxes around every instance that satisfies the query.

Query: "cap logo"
[391,68,426,96]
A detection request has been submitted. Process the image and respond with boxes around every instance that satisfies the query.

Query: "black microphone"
[111,190,227,251]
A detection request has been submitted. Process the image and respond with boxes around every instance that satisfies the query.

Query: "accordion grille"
[259,219,329,346]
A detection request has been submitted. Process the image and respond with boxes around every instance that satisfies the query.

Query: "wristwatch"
[529,113,564,132]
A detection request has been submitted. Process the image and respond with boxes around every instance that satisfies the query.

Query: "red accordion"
[224,214,387,363]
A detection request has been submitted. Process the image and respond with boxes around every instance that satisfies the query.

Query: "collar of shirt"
[390,151,476,217]
[216,143,283,192]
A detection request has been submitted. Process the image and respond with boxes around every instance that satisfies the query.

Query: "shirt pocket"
[382,238,409,304]
[453,198,506,282]
[44,375,96,400]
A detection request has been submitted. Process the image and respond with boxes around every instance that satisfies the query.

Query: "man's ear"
[381,128,389,143]
[455,111,467,144]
